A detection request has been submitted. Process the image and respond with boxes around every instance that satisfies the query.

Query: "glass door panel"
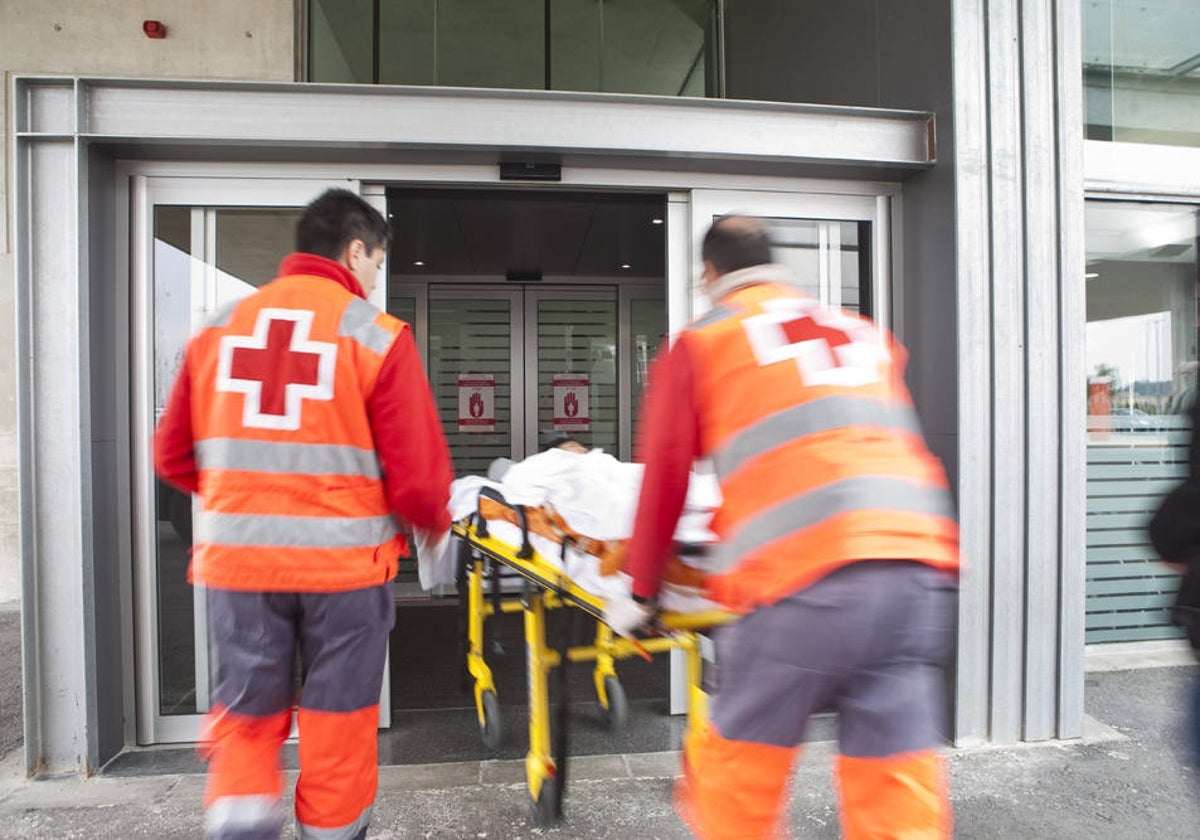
[417,286,650,467]
[428,289,522,476]
[687,191,888,331]
[135,177,355,744]
[770,218,870,315]
[628,295,667,433]
[150,205,197,718]
[527,291,619,455]
[152,206,301,721]
[1084,200,1199,643]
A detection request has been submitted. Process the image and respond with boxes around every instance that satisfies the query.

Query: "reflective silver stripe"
[339,297,394,355]
[197,438,382,479]
[197,511,397,548]
[298,805,373,840]
[203,298,240,329]
[206,794,284,836]
[691,303,737,329]
[711,476,955,573]
[713,397,924,478]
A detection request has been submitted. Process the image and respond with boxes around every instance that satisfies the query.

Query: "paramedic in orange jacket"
[155,189,453,840]
[604,216,960,839]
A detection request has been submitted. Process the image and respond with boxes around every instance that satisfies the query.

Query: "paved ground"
[0,595,1198,837]
[0,604,21,762]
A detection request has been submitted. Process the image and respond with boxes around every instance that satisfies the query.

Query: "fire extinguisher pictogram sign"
[552,373,589,432]
[458,374,495,432]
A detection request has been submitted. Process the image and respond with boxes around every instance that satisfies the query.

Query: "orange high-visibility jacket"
[184,273,408,592]
[684,281,958,612]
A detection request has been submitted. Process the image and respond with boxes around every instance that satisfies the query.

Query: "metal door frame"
[17,75,923,770]
[130,175,376,744]
[128,181,899,745]
[687,190,894,334]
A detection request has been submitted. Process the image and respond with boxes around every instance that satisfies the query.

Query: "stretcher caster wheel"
[599,675,628,731]
[530,778,560,828]
[479,689,502,749]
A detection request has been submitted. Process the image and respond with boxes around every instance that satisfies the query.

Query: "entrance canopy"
[15,77,936,172]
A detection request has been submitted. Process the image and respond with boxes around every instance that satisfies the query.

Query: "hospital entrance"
[137,175,886,756]
[140,185,678,756]
[384,188,679,760]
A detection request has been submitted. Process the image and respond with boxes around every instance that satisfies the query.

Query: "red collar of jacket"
[277,252,366,299]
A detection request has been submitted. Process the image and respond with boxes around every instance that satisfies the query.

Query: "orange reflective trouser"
[675,561,956,839]
[202,585,393,840]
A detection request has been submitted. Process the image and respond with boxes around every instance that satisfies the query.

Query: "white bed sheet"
[417,448,722,613]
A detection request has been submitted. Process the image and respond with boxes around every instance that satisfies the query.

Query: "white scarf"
[705,263,795,301]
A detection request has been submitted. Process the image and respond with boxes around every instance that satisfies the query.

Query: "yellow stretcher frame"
[451,492,732,827]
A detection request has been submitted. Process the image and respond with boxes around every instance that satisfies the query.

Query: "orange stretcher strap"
[476,496,708,591]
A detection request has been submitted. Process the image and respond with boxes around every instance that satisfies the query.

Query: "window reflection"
[1084,200,1199,644]
[313,0,721,97]
[1083,0,1200,147]
[763,218,871,318]
[151,206,302,715]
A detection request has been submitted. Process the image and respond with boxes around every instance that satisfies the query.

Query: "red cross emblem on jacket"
[742,298,890,388]
[216,307,338,430]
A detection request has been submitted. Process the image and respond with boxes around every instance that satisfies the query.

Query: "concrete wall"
[0,1,296,603]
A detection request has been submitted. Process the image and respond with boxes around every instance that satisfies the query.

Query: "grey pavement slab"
[0,666,1198,838]
[0,603,20,762]
[1,579,1198,840]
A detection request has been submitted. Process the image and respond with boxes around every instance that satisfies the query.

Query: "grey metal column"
[952,0,1086,745]
[1055,0,1087,744]
[14,79,99,774]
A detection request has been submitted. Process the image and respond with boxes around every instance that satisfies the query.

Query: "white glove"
[414,527,452,590]
[603,593,657,639]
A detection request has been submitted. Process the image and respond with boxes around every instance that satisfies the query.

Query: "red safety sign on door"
[553,373,589,432]
[458,373,495,433]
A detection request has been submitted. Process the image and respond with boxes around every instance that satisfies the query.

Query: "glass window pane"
[550,0,601,91]
[439,0,544,89]
[151,206,302,716]
[380,0,437,85]
[329,0,721,96]
[754,218,871,318]
[430,296,515,477]
[630,297,667,430]
[1083,0,1200,147]
[1085,200,1199,643]
[309,0,375,83]
[152,206,197,717]
[551,0,716,95]
[389,296,418,331]
[214,210,296,289]
[537,298,618,453]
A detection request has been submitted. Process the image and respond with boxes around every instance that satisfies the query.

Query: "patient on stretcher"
[417,441,721,613]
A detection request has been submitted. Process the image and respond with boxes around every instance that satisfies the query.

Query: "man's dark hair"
[296,188,393,260]
[542,435,585,452]
[701,215,773,275]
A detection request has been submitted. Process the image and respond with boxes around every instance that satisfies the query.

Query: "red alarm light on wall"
[143,20,167,39]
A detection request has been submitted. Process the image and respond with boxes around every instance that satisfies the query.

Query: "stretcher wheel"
[530,778,560,827]
[479,689,502,749]
[599,675,628,731]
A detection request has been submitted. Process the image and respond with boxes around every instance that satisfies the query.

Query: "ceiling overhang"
[15,76,936,175]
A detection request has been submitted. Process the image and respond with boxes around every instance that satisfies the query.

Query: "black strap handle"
[475,486,534,559]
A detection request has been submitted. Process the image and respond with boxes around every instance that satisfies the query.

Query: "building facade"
[5,0,1198,776]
